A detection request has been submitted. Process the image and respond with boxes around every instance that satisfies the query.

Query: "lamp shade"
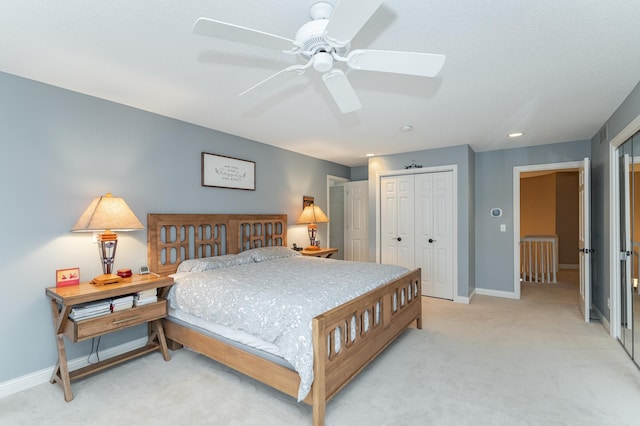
[71,193,144,232]
[296,204,329,225]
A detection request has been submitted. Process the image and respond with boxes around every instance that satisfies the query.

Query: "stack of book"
[134,289,157,306]
[69,300,111,321]
[110,295,134,312]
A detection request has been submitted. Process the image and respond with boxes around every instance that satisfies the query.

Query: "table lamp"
[71,193,144,285]
[296,203,329,251]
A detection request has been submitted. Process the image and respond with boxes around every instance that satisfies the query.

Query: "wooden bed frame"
[147,213,422,425]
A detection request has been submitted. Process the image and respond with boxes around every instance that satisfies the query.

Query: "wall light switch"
[500,224,506,232]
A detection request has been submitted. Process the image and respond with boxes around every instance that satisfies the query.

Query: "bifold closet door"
[415,172,454,299]
[380,175,415,269]
[381,171,454,299]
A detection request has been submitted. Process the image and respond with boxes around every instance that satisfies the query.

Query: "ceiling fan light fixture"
[313,51,334,72]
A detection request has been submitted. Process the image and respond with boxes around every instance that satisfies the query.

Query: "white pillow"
[176,254,254,272]
[238,246,301,262]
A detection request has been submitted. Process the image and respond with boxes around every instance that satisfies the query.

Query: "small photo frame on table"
[201,152,256,191]
[56,267,80,287]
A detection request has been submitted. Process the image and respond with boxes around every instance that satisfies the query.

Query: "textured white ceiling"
[1,0,639,166]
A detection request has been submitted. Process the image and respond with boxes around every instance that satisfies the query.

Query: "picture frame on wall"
[201,152,256,191]
[303,196,314,209]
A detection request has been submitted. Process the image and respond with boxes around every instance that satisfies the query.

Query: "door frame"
[375,165,459,301]
[513,160,584,299]
[327,175,350,254]
[610,114,640,339]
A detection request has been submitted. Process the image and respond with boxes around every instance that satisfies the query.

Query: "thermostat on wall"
[490,208,502,218]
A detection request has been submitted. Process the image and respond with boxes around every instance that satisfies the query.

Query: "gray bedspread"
[167,251,409,401]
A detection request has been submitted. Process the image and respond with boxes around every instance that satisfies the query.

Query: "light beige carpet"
[3,271,640,425]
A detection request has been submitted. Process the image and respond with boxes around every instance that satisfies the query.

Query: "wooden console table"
[45,274,173,401]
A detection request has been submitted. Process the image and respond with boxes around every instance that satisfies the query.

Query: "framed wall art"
[303,195,314,209]
[201,152,256,191]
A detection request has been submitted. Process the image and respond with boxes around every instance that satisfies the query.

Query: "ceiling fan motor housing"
[295,15,348,60]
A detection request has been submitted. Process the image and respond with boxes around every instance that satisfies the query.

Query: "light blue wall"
[350,166,368,181]
[0,71,349,383]
[475,140,591,293]
[367,145,475,299]
[368,140,590,300]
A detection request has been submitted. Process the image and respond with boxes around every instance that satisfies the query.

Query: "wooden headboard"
[147,213,287,276]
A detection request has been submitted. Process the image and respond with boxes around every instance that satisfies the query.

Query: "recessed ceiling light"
[400,125,413,133]
[508,132,524,138]
[365,153,375,157]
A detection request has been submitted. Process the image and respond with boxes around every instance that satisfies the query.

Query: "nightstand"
[45,274,173,401]
[300,247,338,258]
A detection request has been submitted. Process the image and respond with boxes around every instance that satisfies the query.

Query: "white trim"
[475,288,518,299]
[610,114,640,148]
[454,294,471,304]
[0,337,148,399]
[513,160,584,300]
[610,142,620,339]
[609,113,640,340]
[592,304,611,334]
[375,165,459,302]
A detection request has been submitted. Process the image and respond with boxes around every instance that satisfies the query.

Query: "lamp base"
[304,245,321,251]
[90,274,122,285]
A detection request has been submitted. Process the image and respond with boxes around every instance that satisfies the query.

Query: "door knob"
[396,237,402,241]
[429,238,436,243]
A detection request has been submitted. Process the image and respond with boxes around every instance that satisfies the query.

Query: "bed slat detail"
[147,214,287,276]
[312,268,422,408]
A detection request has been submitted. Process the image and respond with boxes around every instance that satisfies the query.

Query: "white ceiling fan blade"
[194,17,295,52]
[347,49,446,77]
[239,63,309,98]
[323,0,383,48]
[322,69,362,113]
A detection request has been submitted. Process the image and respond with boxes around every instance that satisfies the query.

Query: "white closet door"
[382,171,454,299]
[381,175,415,269]
[345,181,369,262]
[428,171,454,299]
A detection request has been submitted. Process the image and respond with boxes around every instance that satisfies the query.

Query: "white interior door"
[579,157,592,323]
[415,172,454,298]
[380,175,415,269]
[345,181,369,262]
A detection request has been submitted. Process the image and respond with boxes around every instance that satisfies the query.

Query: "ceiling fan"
[193,0,446,113]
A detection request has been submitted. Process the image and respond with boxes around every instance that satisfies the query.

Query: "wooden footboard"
[162,268,421,426]
[311,268,421,425]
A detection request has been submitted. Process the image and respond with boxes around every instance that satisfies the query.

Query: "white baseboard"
[591,305,612,336]
[475,288,518,299]
[454,289,473,304]
[0,337,147,400]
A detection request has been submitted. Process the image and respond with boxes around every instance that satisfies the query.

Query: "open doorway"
[513,161,584,301]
